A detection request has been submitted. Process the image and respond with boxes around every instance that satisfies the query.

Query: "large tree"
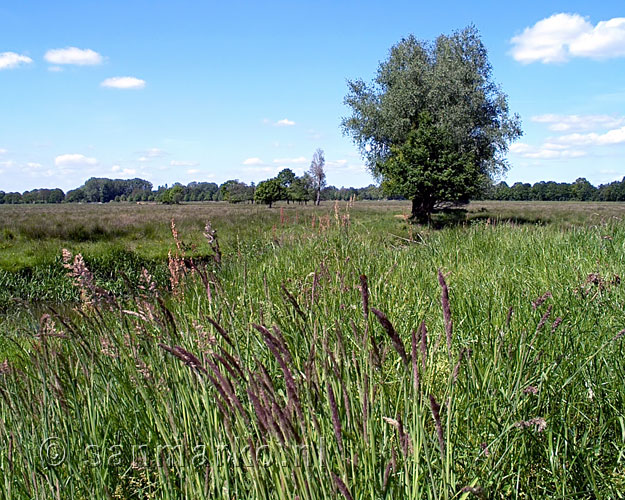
[342,26,522,222]
[277,168,297,203]
[254,178,286,208]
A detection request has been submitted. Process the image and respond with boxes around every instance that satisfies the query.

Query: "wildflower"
[100,337,119,359]
[515,417,547,433]
[0,359,10,375]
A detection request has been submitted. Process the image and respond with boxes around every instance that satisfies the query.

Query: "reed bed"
[0,204,624,498]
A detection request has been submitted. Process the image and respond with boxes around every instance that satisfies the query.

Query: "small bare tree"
[308,148,326,206]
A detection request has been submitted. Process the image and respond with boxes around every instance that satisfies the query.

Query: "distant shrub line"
[2,175,625,205]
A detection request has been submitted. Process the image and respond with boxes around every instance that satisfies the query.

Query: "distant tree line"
[0,172,385,205]
[2,175,624,205]
[479,177,625,202]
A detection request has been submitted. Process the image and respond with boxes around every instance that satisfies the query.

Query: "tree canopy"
[254,178,286,208]
[342,25,522,221]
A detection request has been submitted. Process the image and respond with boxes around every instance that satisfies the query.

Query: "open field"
[1,201,625,498]
[2,200,624,309]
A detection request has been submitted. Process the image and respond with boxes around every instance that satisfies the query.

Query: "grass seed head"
[332,473,354,500]
[429,394,445,457]
[371,308,408,366]
[359,274,369,321]
[438,269,453,357]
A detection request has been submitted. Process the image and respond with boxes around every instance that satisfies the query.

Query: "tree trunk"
[315,190,320,206]
[411,198,433,224]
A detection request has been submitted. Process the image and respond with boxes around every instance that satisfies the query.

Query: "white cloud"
[509,142,586,159]
[187,169,200,174]
[556,125,625,146]
[326,159,348,168]
[138,148,167,161]
[570,17,625,59]
[54,154,97,167]
[511,14,625,63]
[0,52,33,70]
[101,76,146,89]
[110,165,136,176]
[0,160,15,168]
[242,166,276,176]
[44,47,103,65]
[242,157,265,166]
[48,66,63,72]
[0,148,7,155]
[170,160,199,167]
[541,142,568,151]
[275,118,295,127]
[509,143,533,154]
[272,156,307,164]
[26,162,42,168]
[532,114,625,132]
[527,149,586,159]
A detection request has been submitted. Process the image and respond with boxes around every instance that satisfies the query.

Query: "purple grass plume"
[327,381,343,453]
[438,269,453,358]
[371,308,409,366]
[359,274,369,321]
[429,394,445,458]
[332,473,354,500]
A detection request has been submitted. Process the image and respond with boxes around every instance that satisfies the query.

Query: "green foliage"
[382,113,480,221]
[254,178,286,207]
[289,173,314,203]
[342,26,522,220]
[482,177,625,202]
[276,168,296,188]
[220,179,255,203]
[159,184,184,204]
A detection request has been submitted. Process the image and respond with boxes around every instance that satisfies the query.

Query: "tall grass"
[0,204,624,498]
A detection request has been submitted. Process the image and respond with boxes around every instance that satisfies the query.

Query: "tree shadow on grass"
[423,209,548,228]
[467,213,548,226]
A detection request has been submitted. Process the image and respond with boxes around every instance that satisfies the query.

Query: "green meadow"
[1,201,624,498]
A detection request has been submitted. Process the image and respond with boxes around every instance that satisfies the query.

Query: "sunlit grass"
[0,201,624,498]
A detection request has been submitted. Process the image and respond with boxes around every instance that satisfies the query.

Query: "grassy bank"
[0,202,624,498]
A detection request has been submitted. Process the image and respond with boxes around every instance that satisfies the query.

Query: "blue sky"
[1,1,624,192]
